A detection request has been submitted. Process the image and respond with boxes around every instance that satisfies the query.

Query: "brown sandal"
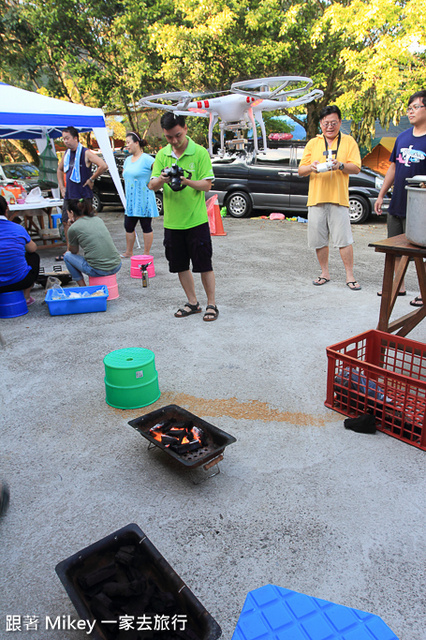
[203,305,219,322]
[174,302,202,318]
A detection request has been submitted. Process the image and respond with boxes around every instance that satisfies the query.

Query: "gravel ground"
[1,209,425,640]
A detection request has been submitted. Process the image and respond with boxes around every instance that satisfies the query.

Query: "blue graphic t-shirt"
[389,128,426,217]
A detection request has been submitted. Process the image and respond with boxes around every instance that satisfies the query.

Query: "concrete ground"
[1,210,425,640]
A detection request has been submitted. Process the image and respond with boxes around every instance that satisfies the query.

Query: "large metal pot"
[406,177,426,247]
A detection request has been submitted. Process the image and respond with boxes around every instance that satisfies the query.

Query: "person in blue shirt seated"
[0,195,40,306]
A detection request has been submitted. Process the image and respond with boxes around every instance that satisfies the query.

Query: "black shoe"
[344,414,376,434]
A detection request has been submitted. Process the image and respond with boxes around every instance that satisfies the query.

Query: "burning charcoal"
[192,426,205,444]
[165,428,190,440]
[158,435,180,446]
[78,562,117,590]
[149,420,171,434]
[171,440,202,454]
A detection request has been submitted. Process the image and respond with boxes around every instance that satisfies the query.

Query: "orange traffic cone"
[207,195,227,236]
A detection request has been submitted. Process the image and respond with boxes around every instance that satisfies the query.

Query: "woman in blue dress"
[121,132,159,257]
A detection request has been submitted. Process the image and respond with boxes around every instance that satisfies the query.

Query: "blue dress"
[123,154,159,218]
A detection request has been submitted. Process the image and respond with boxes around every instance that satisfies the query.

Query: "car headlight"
[375,176,384,190]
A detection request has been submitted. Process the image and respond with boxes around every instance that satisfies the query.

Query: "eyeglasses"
[321,121,340,128]
[406,104,425,113]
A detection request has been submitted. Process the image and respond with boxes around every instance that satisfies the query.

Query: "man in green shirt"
[149,113,219,321]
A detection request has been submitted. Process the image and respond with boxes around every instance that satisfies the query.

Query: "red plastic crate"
[325,330,426,450]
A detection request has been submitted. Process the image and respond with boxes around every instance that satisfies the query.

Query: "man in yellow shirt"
[299,105,362,290]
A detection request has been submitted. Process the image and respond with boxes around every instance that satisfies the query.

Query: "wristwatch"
[339,162,344,171]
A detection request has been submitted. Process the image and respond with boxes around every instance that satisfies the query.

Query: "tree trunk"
[8,139,40,165]
[305,102,320,141]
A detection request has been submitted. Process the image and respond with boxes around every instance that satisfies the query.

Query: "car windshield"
[2,164,39,180]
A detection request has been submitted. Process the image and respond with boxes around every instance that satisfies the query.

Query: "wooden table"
[369,234,426,336]
[9,199,65,249]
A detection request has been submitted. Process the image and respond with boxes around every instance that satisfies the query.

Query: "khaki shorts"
[308,203,353,249]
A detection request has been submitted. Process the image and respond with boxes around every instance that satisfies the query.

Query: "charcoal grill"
[128,405,236,478]
[55,523,222,640]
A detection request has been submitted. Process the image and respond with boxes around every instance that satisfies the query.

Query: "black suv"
[210,145,390,223]
[92,153,163,215]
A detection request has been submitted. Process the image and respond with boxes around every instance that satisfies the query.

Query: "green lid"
[103,348,154,369]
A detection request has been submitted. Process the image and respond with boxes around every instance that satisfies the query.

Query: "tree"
[148,0,426,144]
[147,0,355,139]
[2,0,425,148]
[316,0,426,146]
[1,0,175,129]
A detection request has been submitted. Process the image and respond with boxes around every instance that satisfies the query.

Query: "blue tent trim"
[0,113,105,128]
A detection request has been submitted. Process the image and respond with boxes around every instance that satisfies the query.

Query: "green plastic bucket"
[103,348,160,409]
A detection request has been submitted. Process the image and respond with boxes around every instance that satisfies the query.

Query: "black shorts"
[0,252,40,293]
[124,216,153,234]
[387,214,406,237]
[164,222,213,273]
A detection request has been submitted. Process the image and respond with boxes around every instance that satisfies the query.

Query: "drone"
[138,76,323,156]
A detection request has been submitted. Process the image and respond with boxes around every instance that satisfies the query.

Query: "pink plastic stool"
[130,255,155,279]
[88,274,119,300]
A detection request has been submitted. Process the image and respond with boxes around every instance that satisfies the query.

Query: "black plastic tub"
[128,405,236,469]
[55,523,222,640]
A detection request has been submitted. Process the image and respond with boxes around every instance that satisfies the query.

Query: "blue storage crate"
[45,285,108,316]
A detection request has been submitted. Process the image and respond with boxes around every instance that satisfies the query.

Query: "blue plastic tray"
[45,285,108,316]
[232,585,399,640]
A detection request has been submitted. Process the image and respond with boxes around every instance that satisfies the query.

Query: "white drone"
[138,76,323,156]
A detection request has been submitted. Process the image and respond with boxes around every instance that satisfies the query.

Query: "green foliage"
[1,0,425,149]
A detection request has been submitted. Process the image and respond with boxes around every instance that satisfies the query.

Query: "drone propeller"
[138,89,228,111]
[231,76,319,102]
[138,91,196,111]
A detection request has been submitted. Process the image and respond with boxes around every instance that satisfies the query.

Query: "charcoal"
[171,440,202,454]
[78,562,117,589]
[150,590,177,613]
[90,593,118,625]
[103,579,146,598]
[149,420,171,433]
[158,435,180,446]
[124,562,143,582]
[166,420,193,432]
[115,547,137,566]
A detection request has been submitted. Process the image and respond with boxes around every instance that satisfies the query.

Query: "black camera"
[162,164,192,191]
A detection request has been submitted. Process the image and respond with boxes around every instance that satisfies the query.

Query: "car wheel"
[155,191,163,216]
[92,190,103,214]
[226,191,252,218]
[349,194,369,224]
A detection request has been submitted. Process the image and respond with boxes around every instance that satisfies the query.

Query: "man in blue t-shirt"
[375,90,426,304]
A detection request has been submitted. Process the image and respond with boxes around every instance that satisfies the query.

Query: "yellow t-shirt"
[299,133,361,207]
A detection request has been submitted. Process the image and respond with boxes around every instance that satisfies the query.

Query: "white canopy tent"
[0,82,126,206]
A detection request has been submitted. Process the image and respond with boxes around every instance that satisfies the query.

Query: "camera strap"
[323,131,341,158]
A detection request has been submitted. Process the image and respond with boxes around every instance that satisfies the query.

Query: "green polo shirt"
[152,137,214,230]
